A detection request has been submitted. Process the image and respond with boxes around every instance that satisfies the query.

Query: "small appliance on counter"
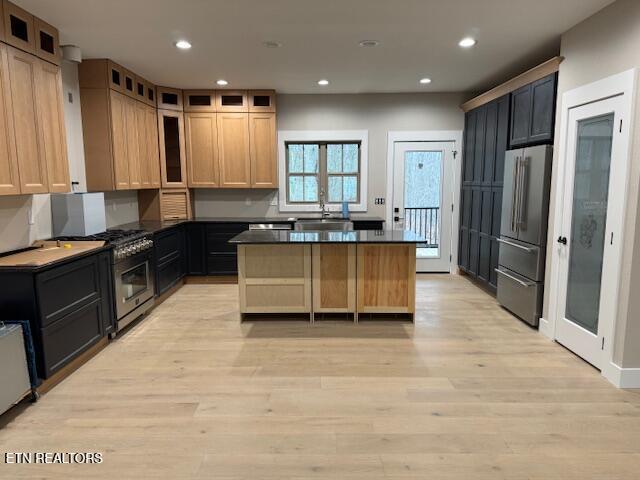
[496,145,553,326]
[51,192,106,237]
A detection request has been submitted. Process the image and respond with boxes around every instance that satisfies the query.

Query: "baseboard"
[602,361,640,389]
[538,316,553,339]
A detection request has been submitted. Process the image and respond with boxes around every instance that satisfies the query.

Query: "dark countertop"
[229,229,425,244]
[112,216,386,235]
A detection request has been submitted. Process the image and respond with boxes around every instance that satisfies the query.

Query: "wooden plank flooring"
[1,274,640,479]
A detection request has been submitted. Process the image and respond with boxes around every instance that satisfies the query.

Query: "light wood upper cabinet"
[79,59,162,191]
[7,45,47,194]
[185,112,219,187]
[136,102,160,189]
[157,86,183,111]
[158,108,187,188]
[249,112,277,188]
[216,90,248,113]
[0,44,19,195]
[248,90,276,113]
[145,104,160,187]
[34,17,60,65]
[124,95,140,189]
[37,59,69,193]
[108,89,130,190]
[135,100,149,188]
[184,90,216,113]
[3,1,35,54]
[217,112,250,188]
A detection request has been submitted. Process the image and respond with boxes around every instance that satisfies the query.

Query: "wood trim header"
[461,56,564,112]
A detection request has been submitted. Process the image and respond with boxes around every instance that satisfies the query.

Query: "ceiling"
[16,0,613,94]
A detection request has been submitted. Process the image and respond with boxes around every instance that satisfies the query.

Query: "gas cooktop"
[53,229,148,246]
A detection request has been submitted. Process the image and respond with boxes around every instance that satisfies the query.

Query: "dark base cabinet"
[205,223,249,275]
[179,219,384,278]
[352,220,384,231]
[154,226,186,296]
[0,250,113,379]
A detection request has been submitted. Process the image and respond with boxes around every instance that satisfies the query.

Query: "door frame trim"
[543,68,637,387]
[385,131,463,270]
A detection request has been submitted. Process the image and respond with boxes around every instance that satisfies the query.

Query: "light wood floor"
[1,274,640,479]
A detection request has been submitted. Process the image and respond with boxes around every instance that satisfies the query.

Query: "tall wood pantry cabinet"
[78,59,161,191]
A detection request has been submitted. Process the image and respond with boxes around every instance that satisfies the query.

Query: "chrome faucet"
[319,189,330,217]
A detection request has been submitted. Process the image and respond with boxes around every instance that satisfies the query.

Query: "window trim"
[278,130,368,212]
[285,142,361,205]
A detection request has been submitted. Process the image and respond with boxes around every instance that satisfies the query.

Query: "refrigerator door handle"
[516,156,529,226]
[511,156,520,233]
[496,237,535,253]
[495,268,535,287]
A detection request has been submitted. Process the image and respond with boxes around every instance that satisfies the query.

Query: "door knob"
[557,236,567,245]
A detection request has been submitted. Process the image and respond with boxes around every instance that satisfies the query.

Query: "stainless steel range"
[111,232,155,331]
[53,229,155,332]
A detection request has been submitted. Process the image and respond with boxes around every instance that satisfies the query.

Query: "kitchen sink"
[294,218,354,231]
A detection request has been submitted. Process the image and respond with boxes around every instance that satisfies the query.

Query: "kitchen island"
[229,230,424,322]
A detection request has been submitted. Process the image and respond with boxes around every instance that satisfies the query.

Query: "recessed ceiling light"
[317,79,329,86]
[419,78,432,85]
[175,40,192,50]
[359,40,380,47]
[458,37,476,48]
[263,40,283,48]
[216,79,228,86]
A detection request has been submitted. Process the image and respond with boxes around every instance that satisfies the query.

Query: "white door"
[555,95,627,369]
[392,141,455,272]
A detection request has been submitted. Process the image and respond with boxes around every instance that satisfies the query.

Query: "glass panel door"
[392,141,455,272]
[554,91,627,370]
[564,114,614,334]
[404,151,442,259]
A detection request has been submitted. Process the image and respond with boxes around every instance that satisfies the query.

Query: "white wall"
[195,92,467,218]
[544,0,640,367]
[0,195,52,252]
[61,61,86,192]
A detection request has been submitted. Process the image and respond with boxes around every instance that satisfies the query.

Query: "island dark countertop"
[229,229,425,244]
[111,216,386,235]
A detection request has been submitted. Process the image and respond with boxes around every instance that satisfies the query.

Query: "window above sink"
[277,130,369,213]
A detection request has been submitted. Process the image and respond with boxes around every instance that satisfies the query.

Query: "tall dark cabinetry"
[459,94,510,291]
[459,71,557,293]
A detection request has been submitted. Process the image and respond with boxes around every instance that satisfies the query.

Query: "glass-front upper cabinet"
[158,109,187,188]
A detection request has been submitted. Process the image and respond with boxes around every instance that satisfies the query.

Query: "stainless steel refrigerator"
[496,145,552,326]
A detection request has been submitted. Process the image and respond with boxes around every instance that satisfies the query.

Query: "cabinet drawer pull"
[495,268,535,287]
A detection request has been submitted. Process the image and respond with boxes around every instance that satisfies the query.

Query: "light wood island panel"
[312,244,356,314]
[357,243,416,317]
[238,244,312,318]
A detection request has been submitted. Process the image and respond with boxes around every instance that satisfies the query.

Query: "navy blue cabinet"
[0,249,113,379]
[510,73,557,148]
[459,94,510,291]
[154,226,186,296]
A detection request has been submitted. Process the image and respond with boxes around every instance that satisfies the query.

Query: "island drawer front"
[244,284,309,312]
[238,244,312,314]
[35,255,102,328]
